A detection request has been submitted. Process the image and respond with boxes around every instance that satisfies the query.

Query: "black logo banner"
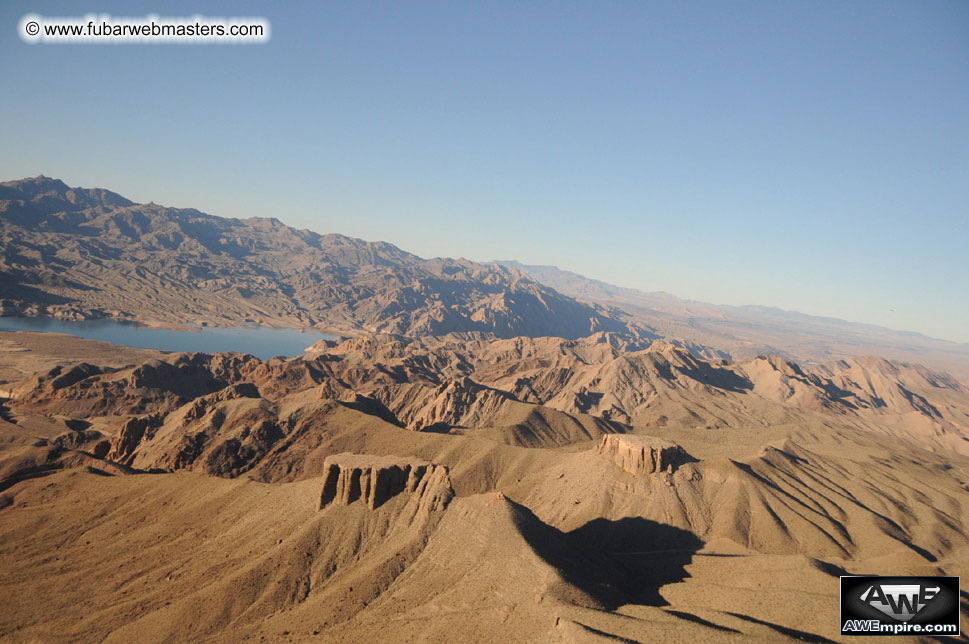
[840,576,960,637]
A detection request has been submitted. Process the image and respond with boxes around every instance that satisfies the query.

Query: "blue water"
[0,317,337,360]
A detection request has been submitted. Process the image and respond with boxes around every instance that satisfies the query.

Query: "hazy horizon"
[6,172,967,347]
[2,0,967,343]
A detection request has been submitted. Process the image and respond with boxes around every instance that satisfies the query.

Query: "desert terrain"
[0,326,968,642]
[1,178,968,642]
[4,176,967,377]
[4,0,965,636]
[0,177,622,340]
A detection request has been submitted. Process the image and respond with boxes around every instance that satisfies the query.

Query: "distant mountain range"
[0,176,626,340]
[1,176,966,378]
[495,260,969,379]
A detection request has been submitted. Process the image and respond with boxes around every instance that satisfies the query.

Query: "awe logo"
[840,576,960,637]
[859,583,939,621]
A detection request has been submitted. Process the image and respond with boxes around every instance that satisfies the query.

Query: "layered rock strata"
[318,453,452,510]
[595,433,692,474]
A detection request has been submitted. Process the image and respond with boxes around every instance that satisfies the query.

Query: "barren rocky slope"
[7,176,967,381]
[1,332,968,642]
[3,177,968,643]
[0,177,626,339]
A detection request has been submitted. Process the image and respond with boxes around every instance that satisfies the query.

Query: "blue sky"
[2,1,967,342]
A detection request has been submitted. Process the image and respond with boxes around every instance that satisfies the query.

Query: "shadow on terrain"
[567,517,705,605]
[500,502,705,610]
[338,396,404,428]
[681,362,754,393]
[726,612,839,644]
[665,609,741,634]
[0,282,76,304]
[0,399,17,425]
[64,418,91,431]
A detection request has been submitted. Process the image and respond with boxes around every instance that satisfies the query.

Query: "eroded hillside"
[1,332,968,642]
[0,177,626,340]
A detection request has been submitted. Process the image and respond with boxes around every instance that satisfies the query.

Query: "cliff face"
[595,434,693,475]
[318,453,453,510]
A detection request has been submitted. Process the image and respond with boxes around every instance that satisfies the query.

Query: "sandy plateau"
[0,329,968,643]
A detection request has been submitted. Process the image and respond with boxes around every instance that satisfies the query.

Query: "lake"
[0,317,337,360]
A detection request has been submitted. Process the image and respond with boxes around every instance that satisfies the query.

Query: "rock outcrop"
[318,453,453,510]
[108,414,163,465]
[595,434,692,475]
[381,377,517,432]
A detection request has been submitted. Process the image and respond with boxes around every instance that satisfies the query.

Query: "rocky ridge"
[595,434,692,475]
[318,454,453,510]
[0,177,629,340]
[3,331,969,643]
